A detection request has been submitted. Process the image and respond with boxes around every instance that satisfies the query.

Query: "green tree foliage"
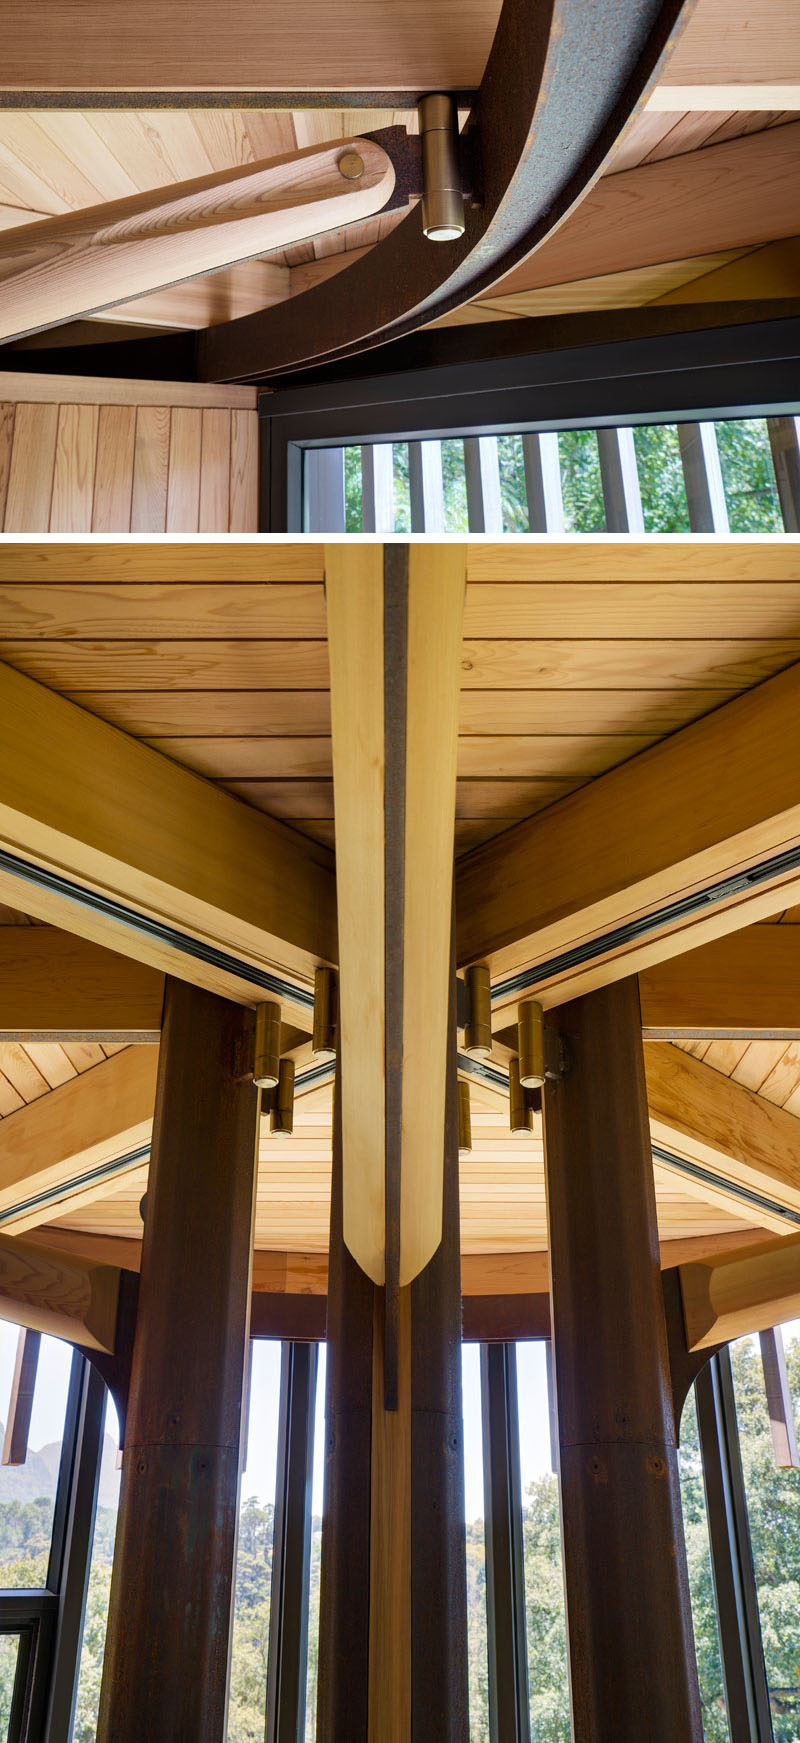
[1,1336,799,1740]
[342,419,782,534]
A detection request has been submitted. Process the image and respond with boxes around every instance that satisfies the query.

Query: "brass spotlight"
[518,998,546,1089]
[458,1079,473,1156]
[269,1058,296,1137]
[312,966,338,1059]
[419,93,466,241]
[464,964,492,1058]
[253,1001,281,1089]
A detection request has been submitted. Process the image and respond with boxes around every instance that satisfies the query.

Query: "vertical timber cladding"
[542,979,703,1741]
[96,980,260,1743]
[319,545,468,1740]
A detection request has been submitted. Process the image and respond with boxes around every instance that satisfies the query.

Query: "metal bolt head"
[338,150,364,181]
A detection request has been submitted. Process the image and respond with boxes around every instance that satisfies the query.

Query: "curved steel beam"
[199,0,697,381]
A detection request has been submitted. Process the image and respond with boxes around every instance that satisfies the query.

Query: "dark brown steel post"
[316,1059,374,1743]
[542,977,703,1741]
[97,978,260,1743]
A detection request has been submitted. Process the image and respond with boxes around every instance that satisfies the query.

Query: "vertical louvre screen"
[302,417,795,534]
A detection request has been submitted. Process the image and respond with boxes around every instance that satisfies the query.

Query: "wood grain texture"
[640,925,800,1038]
[0,138,395,341]
[681,1229,800,1350]
[0,657,336,1001]
[490,121,800,299]
[0,928,164,1042]
[458,660,800,996]
[0,386,258,532]
[0,1230,119,1351]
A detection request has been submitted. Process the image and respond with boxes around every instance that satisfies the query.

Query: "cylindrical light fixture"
[312,966,338,1059]
[518,998,546,1089]
[419,93,465,242]
[458,1079,472,1156]
[509,1058,533,1136]
[269,1058,296,1137]
[253,1000,281,1089]
[464,964,492,1058]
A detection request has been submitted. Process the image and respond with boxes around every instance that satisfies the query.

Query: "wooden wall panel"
[0,376,259,532]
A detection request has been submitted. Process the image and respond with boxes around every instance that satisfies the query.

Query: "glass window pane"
[461,1343,489,1740]
[558,431,604,532]
[73,1392,122,1743]
[715,418,782,532]
[633,424,691,531]
[497,435,529,533]
[441,439,469,531]
[678,1390,730,1741]
[392,443,411,532]
[228,1340,282,1741]
[730,1322,800,1738]
[0,1326,73,1589]
[344,446,363,531]
[0,1634,21,1741]
[516,1342,570,1740]
[305,1342,325,1740]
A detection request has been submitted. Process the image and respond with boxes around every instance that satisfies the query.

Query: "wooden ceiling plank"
[0,657,336,1004]
[457,660,800,1001]
[488,121,800,301]
[0,1044,158,1232]
[647,1043,800,1230]
[463,583,800,638]
[640,925,800,1038]
[0,583,327,637]
[0,640,331,689]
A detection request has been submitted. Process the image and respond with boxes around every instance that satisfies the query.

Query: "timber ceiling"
[0,0,797,344]
[0,541,798,855]
[0,539,799,1261]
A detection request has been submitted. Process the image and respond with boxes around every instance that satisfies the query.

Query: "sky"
[2,1317,798,1529]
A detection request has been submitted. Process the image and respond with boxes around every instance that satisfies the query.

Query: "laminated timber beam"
[681,1229,800,1350]
[0,926,164,1041]
[640,925,800,1040]
[4,919,798,1046]
[458,659,800,1012]
[645,1044,800,1237]
[0,1230,119,1353]
[0,657,336,1013]
[0,1045,158,1234]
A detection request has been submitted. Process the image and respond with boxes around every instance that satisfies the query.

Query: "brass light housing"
[253,1000,281,1089]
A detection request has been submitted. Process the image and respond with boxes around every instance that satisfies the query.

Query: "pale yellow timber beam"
[0,1232,119,1353]
[326,543,465,1286]
[0,926,164,1041]
[0,658,336,1013]
[646,1044,800,1237]
[457,658,800,1009]
[0,138,395,343]
[640,925,800,1040]
[681,1229,800,1351]
[23,1229,760,1293]
[0,1046,158,1235]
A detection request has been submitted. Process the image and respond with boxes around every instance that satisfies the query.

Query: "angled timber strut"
[0,540,799,1739]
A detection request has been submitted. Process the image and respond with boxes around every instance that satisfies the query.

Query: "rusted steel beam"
[200,0,694,379]
[96,980,260,1743]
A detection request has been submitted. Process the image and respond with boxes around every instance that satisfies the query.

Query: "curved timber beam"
[200,0,694,380]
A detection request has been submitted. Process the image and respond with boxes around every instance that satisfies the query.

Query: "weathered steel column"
[542,977,703,1741]
[97,978,260,1742]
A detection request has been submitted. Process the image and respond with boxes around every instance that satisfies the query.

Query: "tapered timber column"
[97,978,260,1743]
[542,978,702,1741]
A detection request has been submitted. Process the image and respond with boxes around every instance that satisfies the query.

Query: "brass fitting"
[458,1079,472,1156]
[464,964,492,1058]
[509,1057,533,1136]
[419,93,465,241]
[253,1000,281,1089]
[518,998,546,1089]
[269,1058,295,1137]
[312,966,338,1059]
